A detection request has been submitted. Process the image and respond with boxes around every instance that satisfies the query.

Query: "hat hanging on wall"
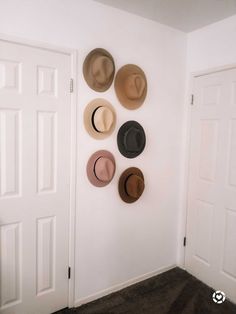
[117,120,146,158]
[119,167,145,203]
[87,150,116,187]
[83,48,115,92]
[115,64,147,109]
[84,98,116,139]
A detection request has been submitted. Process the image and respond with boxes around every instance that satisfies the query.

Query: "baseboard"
[177,264,186,271]
[74,264,176,307]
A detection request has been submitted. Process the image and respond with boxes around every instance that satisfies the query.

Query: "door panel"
[0,109,21,197]
[228,119,236,187]
[0,40,71,314]
[186,68,236,303]
[199,119,218,181]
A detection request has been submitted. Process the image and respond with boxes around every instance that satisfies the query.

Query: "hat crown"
[124,127,143,152]
[93,106,114,133]
[124,73,145,100]
[94,157,115,182]
[125,174,144,198]
[92,55,114,85]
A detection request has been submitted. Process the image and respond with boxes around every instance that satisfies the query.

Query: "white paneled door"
[0,40,72,313]
[186,68,236,303]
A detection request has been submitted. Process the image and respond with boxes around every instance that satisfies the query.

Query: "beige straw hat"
[84,98,116,139]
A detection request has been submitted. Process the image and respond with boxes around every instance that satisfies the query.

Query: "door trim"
[0,33,78,308]
[180,63,236,269]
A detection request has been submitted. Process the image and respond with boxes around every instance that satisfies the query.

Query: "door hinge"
[191,94,194,105]
[70,78,74,93]
[68,266,71,279]
[183,237,187,247]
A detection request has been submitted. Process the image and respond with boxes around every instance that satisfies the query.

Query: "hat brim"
[87,150,116,187]
[83,48,115,92]
[115,64,147,110]
[118,167,144,203]
[84,98,116,140]
[117,120,146,158]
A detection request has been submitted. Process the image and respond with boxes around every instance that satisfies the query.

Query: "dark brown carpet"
[54,267,236,314]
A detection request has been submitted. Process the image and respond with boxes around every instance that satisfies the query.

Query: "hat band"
[93,157,102,181]
[91,106,102,133]
[124,174,136,198]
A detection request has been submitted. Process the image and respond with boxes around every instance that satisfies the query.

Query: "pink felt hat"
[87,150,116,187]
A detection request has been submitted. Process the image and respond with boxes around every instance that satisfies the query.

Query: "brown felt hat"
[115,64,147,110]
[83,48,115,92]
[84,98,116,139]
[87,150,116,187]
[118,167,145,203]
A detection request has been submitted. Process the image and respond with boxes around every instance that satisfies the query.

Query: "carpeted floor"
[54,267,236,314]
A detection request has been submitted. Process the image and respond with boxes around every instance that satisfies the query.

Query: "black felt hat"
[117,121,146,158]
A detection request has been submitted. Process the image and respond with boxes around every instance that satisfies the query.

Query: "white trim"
[68,51,78,308]
[0,34,78,309]
[182,63,236,268]
[192,63,236,77]
[74,264,176,307]
[0,33,73,55]
[181,73,194,268]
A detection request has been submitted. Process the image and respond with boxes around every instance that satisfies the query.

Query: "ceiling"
[94,0,236,32]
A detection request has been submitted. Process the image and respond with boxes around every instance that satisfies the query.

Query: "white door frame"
[181,63,236,269]
[0,33,78,308]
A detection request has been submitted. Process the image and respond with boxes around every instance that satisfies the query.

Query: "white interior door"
[0,40,71,314]
[185,68,236,303]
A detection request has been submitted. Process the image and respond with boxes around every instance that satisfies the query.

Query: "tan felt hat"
[83,48,115,92]
[84,98,116,139]
[115,64,147,110]
[87,150,116,187]
[118,167,145,203]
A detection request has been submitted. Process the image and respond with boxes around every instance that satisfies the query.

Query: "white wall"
[187,14,236,72]
[177,14,236,266]
[0,0,187,305]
